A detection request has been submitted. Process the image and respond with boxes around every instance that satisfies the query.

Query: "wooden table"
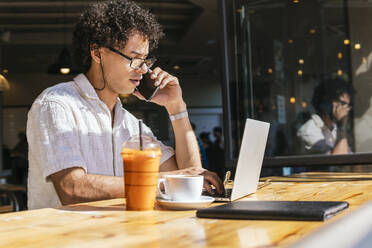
[1,172,372,247]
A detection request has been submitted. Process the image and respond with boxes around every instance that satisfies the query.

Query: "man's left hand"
[133,67,183,111]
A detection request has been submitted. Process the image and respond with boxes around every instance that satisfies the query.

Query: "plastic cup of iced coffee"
[121,135,162,210]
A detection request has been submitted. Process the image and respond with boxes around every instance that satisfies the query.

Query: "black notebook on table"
[196,201,349,221]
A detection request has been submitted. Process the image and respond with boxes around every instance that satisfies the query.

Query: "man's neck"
[85,68,118,113]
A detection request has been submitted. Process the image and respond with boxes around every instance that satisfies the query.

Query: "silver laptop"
[205,118,270,202]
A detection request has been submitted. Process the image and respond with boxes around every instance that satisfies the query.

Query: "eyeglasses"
[338,99,350,107]
[108,47,156,70]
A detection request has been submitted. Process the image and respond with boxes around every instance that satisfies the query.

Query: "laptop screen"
[231,118,270,201]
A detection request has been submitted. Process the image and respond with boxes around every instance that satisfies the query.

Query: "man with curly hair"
[26,0,223,209]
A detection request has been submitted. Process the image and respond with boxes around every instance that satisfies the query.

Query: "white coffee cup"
[158,175,204,202]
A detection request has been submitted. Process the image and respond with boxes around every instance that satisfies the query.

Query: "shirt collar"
[74,73,124,112]
[312,114,337,130]
[311,114,325,128]
[73,73,100,100]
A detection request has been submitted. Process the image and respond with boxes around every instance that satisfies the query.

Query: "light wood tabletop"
[1,172,372,248]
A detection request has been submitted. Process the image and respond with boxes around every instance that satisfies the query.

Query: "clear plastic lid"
[122,135,160,151]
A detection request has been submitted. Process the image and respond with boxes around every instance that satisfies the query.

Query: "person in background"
[10,131,29,186]
[200,132,212,150]
[199,132,215,170]
[212,126,225,179]
[199,130,225,179]
[2,145,11,171]
[191,123,209,169]
[10,131,29,210]
[297,78,355,155]
[213,127,224,149]
[11,131,28,161]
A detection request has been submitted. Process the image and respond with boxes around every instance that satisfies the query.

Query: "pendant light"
[48,0,72,74]
[0,74,10,91]
[0,45,9,91]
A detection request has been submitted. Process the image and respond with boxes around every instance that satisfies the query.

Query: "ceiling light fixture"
[354,43,361,50]
[48,0,72,75]
[0,74,10,91]
[0,43,10,91]
[60,68,71,75]
[344,39,350,45]
[48,46,72,74]
[298,59,304,64]
[338,53,343,59]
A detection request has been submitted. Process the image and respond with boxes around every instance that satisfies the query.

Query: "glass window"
[222,0,372,167]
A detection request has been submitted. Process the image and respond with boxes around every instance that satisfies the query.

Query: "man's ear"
[90,44,102,64]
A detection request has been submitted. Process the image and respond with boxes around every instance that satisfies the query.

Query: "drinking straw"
[139,119,143,150]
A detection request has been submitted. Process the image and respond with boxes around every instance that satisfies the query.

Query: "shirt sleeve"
[308,140,332,154]
[297,120,330,154]
[27,100,86,182]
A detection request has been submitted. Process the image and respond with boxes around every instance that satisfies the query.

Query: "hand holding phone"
[133,67,183,110]
[135,69,160,102]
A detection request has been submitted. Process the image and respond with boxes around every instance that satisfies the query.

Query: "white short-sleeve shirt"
[27,74,174,209]
[297,114,337,154]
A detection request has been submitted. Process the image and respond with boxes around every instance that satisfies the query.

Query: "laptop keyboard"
[202,188,232,198]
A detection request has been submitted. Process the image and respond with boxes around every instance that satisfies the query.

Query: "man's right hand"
[333,101,351,122]
[201,170,224,195]
[159,164,224,195]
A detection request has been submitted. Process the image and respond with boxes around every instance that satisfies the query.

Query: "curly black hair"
[72,0,164,72]
[312,78,355,115]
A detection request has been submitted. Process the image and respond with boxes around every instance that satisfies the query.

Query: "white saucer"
[157,196,215,210]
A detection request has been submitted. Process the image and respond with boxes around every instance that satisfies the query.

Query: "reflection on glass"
[297,78,354,155]
[229,0,367,159]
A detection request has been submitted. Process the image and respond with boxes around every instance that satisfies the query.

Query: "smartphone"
[135,69,160,102]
